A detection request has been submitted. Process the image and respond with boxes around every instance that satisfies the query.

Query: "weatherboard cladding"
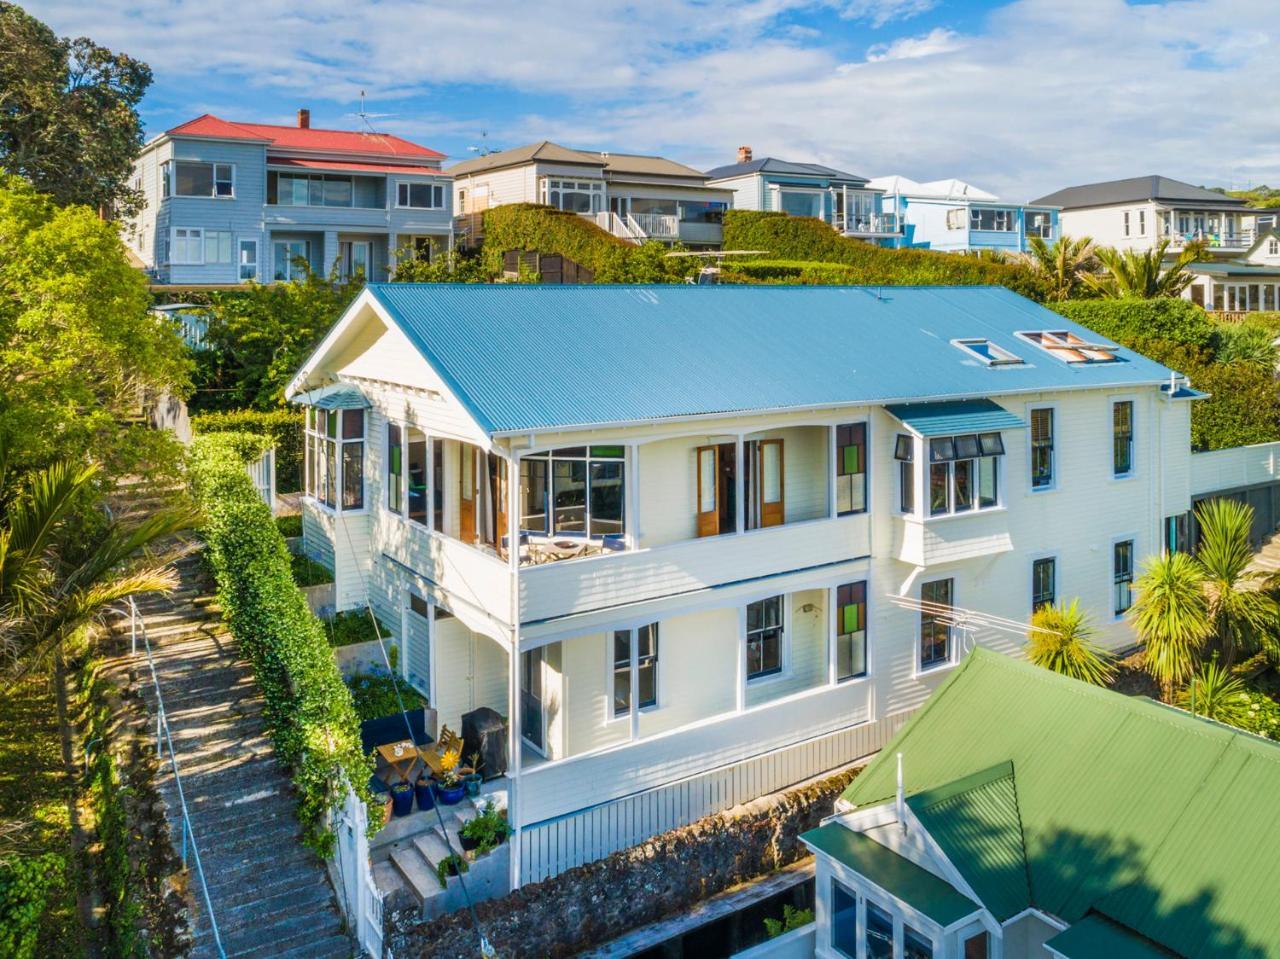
[842,649,1280,958]
[366,284,1176,435]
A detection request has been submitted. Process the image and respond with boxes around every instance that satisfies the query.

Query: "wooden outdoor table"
[376,738,420,784]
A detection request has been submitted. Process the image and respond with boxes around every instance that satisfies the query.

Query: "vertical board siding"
[519,710,909,883]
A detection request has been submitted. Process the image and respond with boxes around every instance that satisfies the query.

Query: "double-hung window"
[1032,557,1056,612]
[387,423,403,515]
[304,408,365,510]
[1124,211,1131,236]
[1113,401,1134,476]
[1114,540,1134,615]
[397,181,445,209]
[835,423,867,515]
[928,433,1002,516]
[1030,408,1054,489]
[920,579,953,670]
[894,434,915,513]
[745,596,783,680]
[520,447,624,539]
[836,582,867,681]
[612,624,658,718]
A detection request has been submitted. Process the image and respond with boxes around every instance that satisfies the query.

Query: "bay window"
[520,447,624,538]
[304,407,365,510]
[928,433,1002,516]
[387,424,403,515]
[895,434,915,513]
[542,178,604,214]
[406,427,428,525]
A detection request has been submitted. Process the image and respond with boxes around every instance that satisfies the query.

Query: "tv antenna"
[347,90,395,133]
[468,131,500,156]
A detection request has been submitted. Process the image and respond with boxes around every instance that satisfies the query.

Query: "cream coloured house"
[286,283,1221,892]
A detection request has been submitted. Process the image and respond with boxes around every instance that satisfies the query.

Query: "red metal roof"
[266,157,448,176]
[166,114,444,160]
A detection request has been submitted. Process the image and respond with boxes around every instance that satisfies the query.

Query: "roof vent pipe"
[896,752,905,832]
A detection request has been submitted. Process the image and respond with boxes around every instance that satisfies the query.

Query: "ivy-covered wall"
[187,432,372,854]
[721,211,1050,301]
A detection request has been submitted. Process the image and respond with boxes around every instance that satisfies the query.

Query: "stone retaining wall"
[384,764,861,958]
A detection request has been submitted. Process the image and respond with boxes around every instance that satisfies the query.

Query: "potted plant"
[389,778,414,817]
[414,772,435,812]
[459,800,512,855]
[462,752,484,798]
[433,748,466,805]
[380,790,395,826]
[435,853,469,888]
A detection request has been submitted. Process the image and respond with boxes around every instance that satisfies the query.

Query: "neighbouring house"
[1183,228,1280,314]
[124,109,452,286]
[706,147,900,243]
[447,141,733,247]
[1030,175,1280,257]
[280,281,1280,903]
[793,647,1280,959]
[868,176,1058,254]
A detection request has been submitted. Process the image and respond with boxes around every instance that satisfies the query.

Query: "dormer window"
[1017,330,1117,363]
[953,338,1024,366]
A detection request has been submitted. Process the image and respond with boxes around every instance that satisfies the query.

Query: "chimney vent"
[297,108,311,129]
[737,145,753,163]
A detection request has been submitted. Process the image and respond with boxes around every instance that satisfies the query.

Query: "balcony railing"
[837,212,901,236]
[585,210,681,242]
[1162,228,1255,251]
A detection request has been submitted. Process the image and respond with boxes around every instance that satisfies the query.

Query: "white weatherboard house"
[125,110,452,286]
[286,282,1255,892]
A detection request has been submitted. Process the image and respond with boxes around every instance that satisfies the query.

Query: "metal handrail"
[126,596,228,959]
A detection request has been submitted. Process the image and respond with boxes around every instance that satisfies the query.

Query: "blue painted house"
[705,147,900,244]
[124,110,453,286]
[869,175,1059,254]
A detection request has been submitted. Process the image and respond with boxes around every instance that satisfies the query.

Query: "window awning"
[800,823,981,928]
[293,383,371,410]
[1045,915,1174,959]
[885,399,1027,437]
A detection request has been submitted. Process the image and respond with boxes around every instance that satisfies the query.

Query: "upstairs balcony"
[584,204,725,246]
[1162,228,1255,252]
[837,212,901,238]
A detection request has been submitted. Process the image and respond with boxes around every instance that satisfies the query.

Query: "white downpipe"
[506,447,523,890]
[895,752,905,832]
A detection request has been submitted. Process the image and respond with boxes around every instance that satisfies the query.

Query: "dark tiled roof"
[704,156,868,184]
[1031,175,1247,209]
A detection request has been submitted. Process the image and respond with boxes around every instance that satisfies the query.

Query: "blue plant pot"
[435,781,466,806]
[390,782,415,817]
[415,778,435,811]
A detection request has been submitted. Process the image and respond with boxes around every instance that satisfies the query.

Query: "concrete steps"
[122,538,354,959]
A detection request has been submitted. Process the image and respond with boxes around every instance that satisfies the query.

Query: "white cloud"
[864,27,963,62]
[26,0,1280,199]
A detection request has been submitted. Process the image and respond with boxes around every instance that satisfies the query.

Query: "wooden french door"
[758,439,785,527]
[696,445,720,537]
[459,445,478,544]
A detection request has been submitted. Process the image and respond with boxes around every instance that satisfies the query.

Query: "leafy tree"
[0,448,189,678]
[1175,656,1251,727]
[192,266,360,412]
[0,176,190,478]
[0,4,151,216]
[390,245,490,283]
[1087,240,1196,298]
[1022,234,1098,301]
[1130,551,1211,702]
[1195,498,1279,668]
[1026,599,1115,685]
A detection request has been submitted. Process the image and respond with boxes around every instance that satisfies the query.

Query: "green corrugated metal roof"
[800,822,980,927]
[1046,914,1179,959]
[908,762,1031,921]
[885,399,1028,437]
[1187,260,1280,277]
[842,649,1280,958]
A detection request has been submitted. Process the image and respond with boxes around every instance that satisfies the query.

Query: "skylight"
[953,338,1025,367]
[1016,330,1118,364]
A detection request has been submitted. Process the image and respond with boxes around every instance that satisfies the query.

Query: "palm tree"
[1026,599,1115,685]
[1086,240,1196,298]
[1175,656,1251,727]
[1195,497,1280,668]
[0,451,189,679]
[1129,551,1211,701]
[1022,235,1097,301]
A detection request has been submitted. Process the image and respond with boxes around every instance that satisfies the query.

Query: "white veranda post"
[506,447,522,890]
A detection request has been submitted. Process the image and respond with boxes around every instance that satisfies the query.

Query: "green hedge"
[187,432,372,854]
[721,211,1050,301]
[720,259,863,284]
[1049,298,1218,351]
[191,408,304,494]
[479,204,699,283]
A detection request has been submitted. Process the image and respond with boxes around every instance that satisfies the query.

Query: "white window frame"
[1111,397,1136,480]
[204,229,233,265]
[831,580,869,684]
[894,433,918,517]
[1138,209,1147,236]
[745,594,788,684]
[1124,210,1131,236]
[169,227,205,265]
[303,406,367,514]
[273,239,312,281]
[1112,534,1137,619]
[1031,554,1057,614]
[521,646,549,757]
[238,238,258,281]
[540,177,605,214]
[1028,405,1056,493]
[171,159,235,199]
[606,623,660,728]
[773,186,825,220]
[951,338,1024,366]
[825,861,947,959]
[917,577,956,675]
[395,180,445,210]
[1268,237,1279,256]
[925,433,1004,519]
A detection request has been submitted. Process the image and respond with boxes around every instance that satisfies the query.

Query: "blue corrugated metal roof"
[366,284,1178,435]
[294,383,371,410]
[886,399,1027,436]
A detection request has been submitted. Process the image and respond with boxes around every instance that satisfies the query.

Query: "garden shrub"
[275,514,302,538]
[0,853,63,959]
[187,432,372,854]
[346,667,427,722]
[1187,359,1280,451]
[291,552,334,587]
[324,610,392,648]
[1237,689,1280,739]
[1049,298,1218,352]
[721,211,1049,301]
[191,408,305,493]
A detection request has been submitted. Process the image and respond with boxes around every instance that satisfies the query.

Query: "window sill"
[914,659,959,680]
[746,669,789,687]
[916,505,1007,524]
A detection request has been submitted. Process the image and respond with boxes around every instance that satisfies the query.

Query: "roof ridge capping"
[907,759,1016,811]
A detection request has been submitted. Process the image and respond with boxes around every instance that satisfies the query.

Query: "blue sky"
[29,0,1280,200]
